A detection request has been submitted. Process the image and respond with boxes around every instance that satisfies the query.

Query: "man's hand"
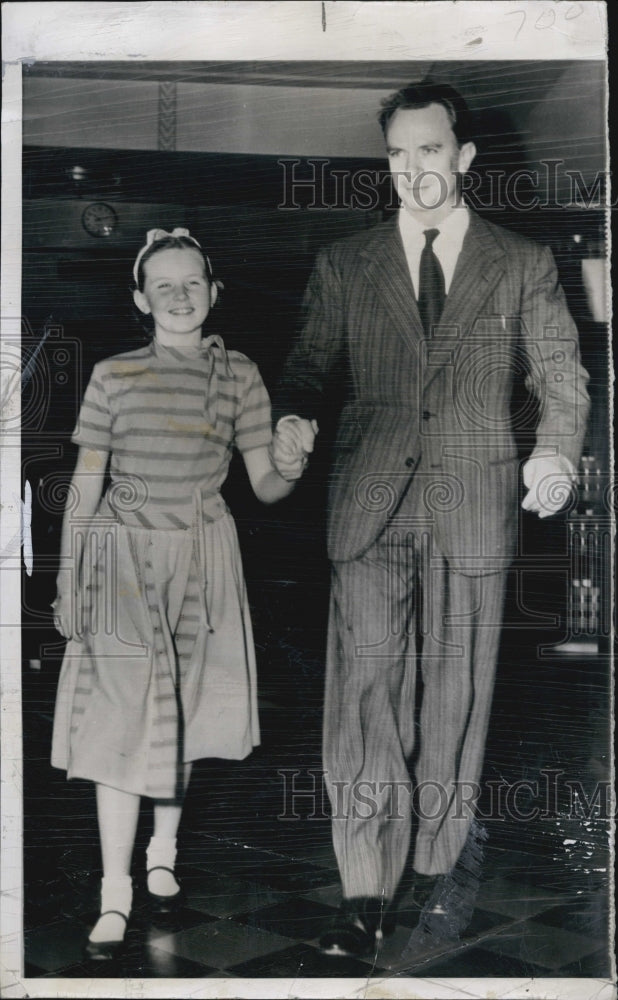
[51,590,81,641]
[521,455,575,518]
[270,416,318,482]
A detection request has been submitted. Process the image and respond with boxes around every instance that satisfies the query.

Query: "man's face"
[386,103,476,220]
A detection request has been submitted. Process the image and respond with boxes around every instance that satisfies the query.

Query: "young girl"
[50,228,316,960]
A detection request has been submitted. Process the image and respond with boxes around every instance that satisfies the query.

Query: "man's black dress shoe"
[319,897,394,958]
[83,911,127,961]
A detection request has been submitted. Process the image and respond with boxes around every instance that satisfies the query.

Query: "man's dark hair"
[378,80,473,145]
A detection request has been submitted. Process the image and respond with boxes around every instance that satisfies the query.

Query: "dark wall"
[21,145,609,685]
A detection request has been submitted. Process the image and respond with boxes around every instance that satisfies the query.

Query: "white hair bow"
[133,227,209,285]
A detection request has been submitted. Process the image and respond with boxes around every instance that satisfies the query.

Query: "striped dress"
[51,335,272,798]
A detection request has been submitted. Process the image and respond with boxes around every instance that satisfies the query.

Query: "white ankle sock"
[146,836,179,896]
[89,875,132,943]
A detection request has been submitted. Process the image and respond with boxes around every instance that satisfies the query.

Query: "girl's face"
[133,247,217,344]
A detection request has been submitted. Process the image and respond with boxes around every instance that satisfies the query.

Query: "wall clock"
[81,202,118,237]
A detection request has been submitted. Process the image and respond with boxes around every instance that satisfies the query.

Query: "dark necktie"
[418,228,445,336]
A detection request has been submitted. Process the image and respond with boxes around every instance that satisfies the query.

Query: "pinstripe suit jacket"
[277,212,590,572]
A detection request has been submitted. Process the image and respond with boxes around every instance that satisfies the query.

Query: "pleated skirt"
[51,498,260,798]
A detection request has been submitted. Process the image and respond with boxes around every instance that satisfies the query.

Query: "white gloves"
[521,452,576,518]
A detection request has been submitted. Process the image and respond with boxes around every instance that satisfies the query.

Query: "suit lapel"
[360,219,425,353]
[438,212,507,335]
[357,213,507,372]
[422,212,508,392]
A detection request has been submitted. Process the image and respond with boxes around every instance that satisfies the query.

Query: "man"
[275,81,590,957]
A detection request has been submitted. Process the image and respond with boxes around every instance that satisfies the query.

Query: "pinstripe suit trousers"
[323,490,507,899]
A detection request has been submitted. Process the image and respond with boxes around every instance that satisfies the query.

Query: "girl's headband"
[133,227,213,285]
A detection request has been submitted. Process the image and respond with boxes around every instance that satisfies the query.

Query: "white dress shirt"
[398,204,470,297]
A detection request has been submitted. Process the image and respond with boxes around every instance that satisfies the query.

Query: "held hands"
[521,455,575,519]
[270,417,319,482]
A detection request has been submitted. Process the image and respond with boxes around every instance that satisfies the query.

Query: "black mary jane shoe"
[83,910,128,961]
[319,897,391,958]
[146,866,184,914]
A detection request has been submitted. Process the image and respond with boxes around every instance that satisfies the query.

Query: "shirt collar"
[151,334,226,361]
[150,334,232,376]
[398,203,470,248]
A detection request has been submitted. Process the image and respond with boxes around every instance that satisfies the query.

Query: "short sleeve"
[71,364,112,452]
[234,363,273,453]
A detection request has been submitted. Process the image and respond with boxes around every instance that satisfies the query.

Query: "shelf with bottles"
[558,455,612,656]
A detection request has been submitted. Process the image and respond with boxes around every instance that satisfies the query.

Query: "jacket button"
[422,410,431,420]
[405,457,416,469]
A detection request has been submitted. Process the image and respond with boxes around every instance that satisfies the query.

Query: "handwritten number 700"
[507,4,583,41]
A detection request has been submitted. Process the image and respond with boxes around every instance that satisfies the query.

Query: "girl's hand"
[270,418,318,481]
[269,435,305,481]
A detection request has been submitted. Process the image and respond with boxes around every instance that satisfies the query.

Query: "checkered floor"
[24,839,611,980]
[23,844,613,980]
[22,680,612,982]
[24,620,611,979]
